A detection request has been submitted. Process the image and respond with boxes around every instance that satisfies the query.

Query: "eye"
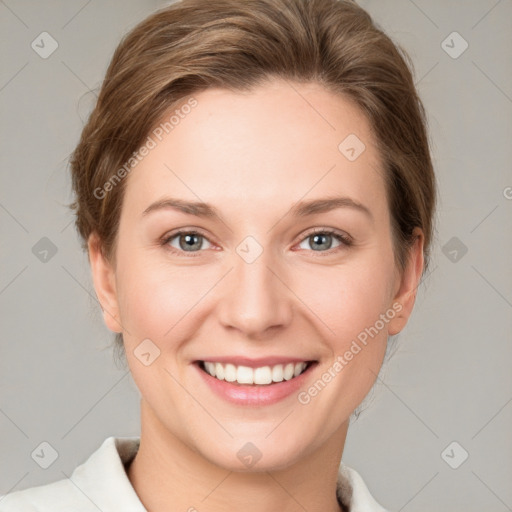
[161,227,352,257]
[296,228,352,254]
[162,230,213,255]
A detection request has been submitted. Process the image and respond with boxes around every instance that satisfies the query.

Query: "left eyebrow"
[291,196,373,222]
[141,196,373,223]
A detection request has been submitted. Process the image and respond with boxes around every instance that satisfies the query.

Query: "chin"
[194,434,311,474]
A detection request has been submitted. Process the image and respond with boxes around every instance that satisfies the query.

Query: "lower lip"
[195,362,316,406]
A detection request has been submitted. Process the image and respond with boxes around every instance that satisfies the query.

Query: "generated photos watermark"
[297,301,402,405]
[93,97,198,200]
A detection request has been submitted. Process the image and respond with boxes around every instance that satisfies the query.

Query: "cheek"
[298,257,394,344]
[115,226,395,350]
[113,241,192,342]
[297,256,393,405]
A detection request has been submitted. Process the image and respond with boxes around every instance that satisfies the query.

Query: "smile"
[199,361,312,386]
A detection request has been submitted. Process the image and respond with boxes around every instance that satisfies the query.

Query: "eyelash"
[160,227,353,258]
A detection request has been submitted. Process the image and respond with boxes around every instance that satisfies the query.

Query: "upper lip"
[195,356,316,368]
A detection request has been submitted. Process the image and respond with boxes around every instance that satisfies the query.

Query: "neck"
[126,399,348,512]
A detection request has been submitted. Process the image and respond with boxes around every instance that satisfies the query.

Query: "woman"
[0,0,436,510]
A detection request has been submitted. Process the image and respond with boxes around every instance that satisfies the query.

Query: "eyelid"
[160,226,352,256]
[160,227,215,256]
[297,226,352,245]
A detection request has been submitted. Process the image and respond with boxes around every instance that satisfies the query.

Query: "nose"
[216,245,293,338]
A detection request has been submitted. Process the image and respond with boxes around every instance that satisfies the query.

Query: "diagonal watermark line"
[60,264,131,334]
[61,470,105,511]
[0,407,29,438]
[472,395,512,439]
[407,0,439,28]
[415,61,439,86]
[472,60,512,105]
[60,219,74,233]
[0,202,29,233]
[282,77,336,130]
[266,164,337,234]
[61,0,92,29]
[61,371,130,439]
[417,263,437,291]
[471,470,512,511]
[266,265,336,335]
[265,409,295,438]
[163,267,234,337]
[0,62,29,93]
[0,265,28,296]
[0,472,30,502]
[393,260,437,313]
[471,265,512,307]
[398,472,439,511]
[370,369,439,438]
[265,472,309,511]
[200,470,233,502]
[470,204,499,233]
[471,0,503,30]
[0,0,29,28]
[61,61,97,97]
[163,367,234,438]
[164,163,233,234]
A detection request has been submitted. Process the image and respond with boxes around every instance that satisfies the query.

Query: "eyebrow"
[141,196,373,222]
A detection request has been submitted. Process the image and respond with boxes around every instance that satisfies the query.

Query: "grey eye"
[298,232,341,252]
[167,232,212,252]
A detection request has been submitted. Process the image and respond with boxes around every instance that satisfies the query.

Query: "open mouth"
[197,360,316,386]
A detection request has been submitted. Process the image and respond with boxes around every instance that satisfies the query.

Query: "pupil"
[178,233,333,252]
[312,233,331,250]
[180,234,201,251]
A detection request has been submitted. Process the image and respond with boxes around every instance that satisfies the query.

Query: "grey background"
[1,0,511,510]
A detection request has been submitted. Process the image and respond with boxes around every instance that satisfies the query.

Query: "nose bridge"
[217,238,292,336]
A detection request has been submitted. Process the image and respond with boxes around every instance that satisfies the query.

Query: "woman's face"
[90,78,423,471]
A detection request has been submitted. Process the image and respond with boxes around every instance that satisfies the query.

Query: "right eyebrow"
[141,198,221,219]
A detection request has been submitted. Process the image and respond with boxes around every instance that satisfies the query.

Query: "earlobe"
[87,233,123,333]
[387,228,425,336]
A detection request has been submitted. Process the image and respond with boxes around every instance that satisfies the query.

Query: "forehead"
[122,79,387,221]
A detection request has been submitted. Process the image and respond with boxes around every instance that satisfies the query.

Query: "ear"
[387,227,425,336]
[88,232,123,333]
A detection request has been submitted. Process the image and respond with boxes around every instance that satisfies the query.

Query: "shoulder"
[337,462,392,512]
[0,436,143,512]
[0,478,87,512]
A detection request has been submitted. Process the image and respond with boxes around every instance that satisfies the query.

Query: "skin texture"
[88,78,424,512]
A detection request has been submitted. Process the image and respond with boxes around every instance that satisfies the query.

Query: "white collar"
[87,437,389,511]
[1,436,389,511]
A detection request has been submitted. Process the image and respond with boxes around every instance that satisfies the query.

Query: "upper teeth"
[203,361,308,385]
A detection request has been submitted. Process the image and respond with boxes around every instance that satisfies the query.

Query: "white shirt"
[0,437,390,511]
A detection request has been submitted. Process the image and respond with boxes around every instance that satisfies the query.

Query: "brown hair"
[68,0,437,357]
